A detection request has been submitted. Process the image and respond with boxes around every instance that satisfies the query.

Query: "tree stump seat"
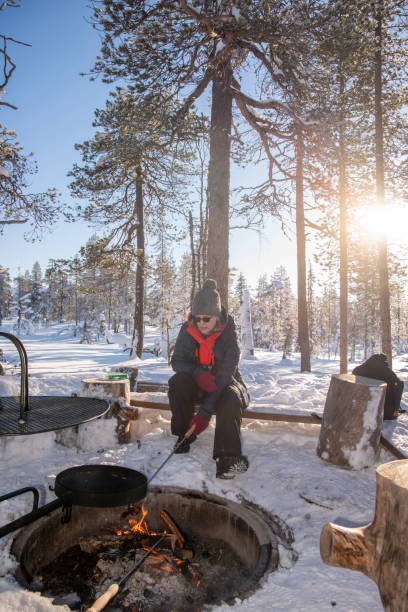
[320,459,408,611]
[317,373,386,469]
[78,378,138,443]
[80,377,131,404]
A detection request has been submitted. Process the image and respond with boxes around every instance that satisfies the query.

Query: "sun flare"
[356,201,408,244]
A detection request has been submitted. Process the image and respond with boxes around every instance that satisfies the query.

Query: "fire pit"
[12,486,287,610]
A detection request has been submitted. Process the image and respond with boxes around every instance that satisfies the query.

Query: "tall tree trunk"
[189,210,196,305]
[131,165,145,359]
[197,144,207,288]
[295,129,311,372]
[207,59,232,309]
[375,1,392,367]
[339,62,348,374]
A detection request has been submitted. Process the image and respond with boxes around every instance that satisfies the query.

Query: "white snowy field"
[0,322,407,612]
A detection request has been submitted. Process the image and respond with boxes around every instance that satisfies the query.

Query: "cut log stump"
[79,378,133,444]
[317,373,386,469]
[320,459,408,612]
[80,378,131,404]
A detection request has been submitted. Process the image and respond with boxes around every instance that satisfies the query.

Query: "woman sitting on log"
[168,279,249,479]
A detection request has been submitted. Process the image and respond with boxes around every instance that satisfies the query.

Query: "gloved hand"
[196,371,217,393]
[189,414,210,436]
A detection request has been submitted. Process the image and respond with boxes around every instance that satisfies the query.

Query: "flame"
[115,504,160,537]
[113,505,194,579]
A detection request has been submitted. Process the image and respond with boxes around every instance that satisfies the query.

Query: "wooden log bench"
[130,381,321,424]
[320,459,408,611]
[130,380,406,459]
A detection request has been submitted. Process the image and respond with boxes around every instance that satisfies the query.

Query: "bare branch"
[0,218,28,224]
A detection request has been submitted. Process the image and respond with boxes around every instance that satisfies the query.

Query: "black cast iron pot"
[0,464,147,538]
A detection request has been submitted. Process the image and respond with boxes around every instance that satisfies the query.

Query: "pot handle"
[0,497,63,539]
[0,486,39,511]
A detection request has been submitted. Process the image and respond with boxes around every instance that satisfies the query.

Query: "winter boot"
[216,455,249,479]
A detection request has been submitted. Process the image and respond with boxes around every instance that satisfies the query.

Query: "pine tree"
[12,270,31,334]
[0,268,12,324]
[44,260,70,325]
[29,261,43,324]
[252,274,270,349]
[90,0,320,304]
[69,90,199,356]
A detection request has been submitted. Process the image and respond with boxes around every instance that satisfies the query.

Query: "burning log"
[320,459,408,612]
[160,509,185,549]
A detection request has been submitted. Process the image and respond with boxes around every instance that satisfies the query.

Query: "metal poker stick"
[147,423,196,485]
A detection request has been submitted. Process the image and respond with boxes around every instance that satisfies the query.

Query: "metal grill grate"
[0,396,109,436]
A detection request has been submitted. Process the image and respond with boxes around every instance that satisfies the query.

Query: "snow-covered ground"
[0,322,407,611]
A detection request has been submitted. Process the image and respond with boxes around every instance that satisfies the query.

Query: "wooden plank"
[130,399,171,410]
[243,410,321,424]
[129,397,321,424]
[380,435,407,459]
[136,381,169,393]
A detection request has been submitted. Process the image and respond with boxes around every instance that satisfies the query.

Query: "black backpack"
[352,354,403,420]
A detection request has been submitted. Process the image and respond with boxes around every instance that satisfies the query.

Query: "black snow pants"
[168,371,244,459]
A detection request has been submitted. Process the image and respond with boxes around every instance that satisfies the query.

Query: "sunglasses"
[194,316,212,323]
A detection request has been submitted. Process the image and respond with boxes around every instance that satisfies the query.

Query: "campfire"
[12,487,285,611]
[36,503,247,610]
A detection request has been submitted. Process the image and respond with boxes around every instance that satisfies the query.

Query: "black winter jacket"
[170,310,249,419]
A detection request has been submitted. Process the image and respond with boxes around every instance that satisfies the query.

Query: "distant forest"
[1,250,407,365]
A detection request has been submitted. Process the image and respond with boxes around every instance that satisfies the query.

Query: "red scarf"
[187,313,225,368]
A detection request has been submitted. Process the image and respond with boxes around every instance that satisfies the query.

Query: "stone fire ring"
[12,486,280,602]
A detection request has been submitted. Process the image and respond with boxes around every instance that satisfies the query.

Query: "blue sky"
[1,0,299,290]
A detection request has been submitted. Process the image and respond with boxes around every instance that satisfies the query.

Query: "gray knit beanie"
[192,279,222,318]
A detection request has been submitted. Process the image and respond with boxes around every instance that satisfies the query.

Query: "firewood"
[144,556,165,566]
[160,510,185,549]
[79,536,125,555]
[166,533,178,553]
